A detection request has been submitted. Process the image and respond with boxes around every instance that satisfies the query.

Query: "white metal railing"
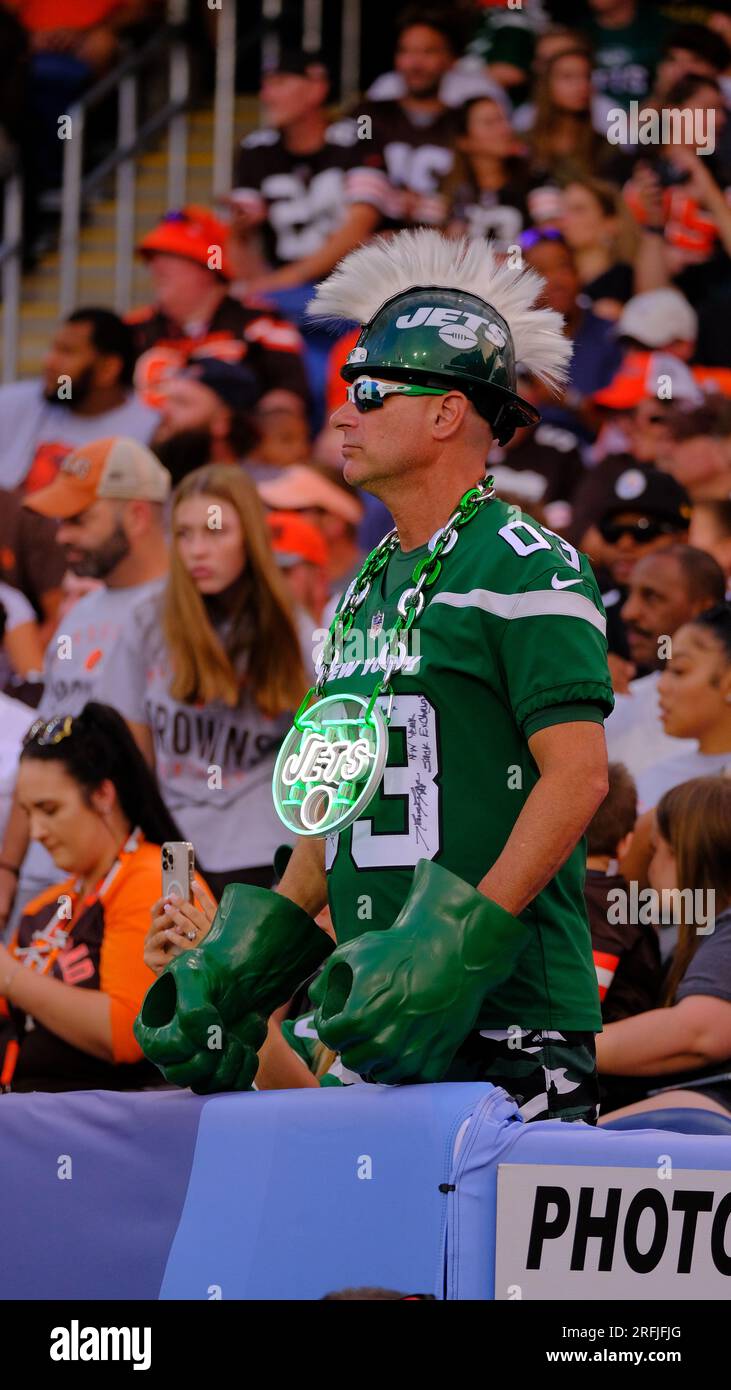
[212,0,237,201]
[0,0,364,382]
[0,0,240,380]
[260,0,360,101]
[58,16,192,317]
[0,169,23,383]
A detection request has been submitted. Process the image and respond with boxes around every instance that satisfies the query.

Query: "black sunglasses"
[599,517,681,545]
[518,226,565,250]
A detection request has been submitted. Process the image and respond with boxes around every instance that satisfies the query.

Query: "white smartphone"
[161,841,195,903]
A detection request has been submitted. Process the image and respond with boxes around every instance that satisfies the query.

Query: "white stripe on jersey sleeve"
[431,587,607,636]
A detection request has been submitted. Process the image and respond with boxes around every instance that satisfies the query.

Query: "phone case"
[161,841,195,902]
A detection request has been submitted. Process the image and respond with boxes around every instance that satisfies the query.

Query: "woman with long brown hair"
[526,47,606,183]
[440,96,534,252]
[560,177,639,317]
[97,463,308,898]
[597,775,731,1120]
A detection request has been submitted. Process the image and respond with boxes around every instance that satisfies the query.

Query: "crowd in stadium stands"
[0,0,730,1114]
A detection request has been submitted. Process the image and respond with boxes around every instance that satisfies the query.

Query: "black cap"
[568,457,691,549]
[183,358,260,412]
[597,462,692,528]
[262,50,329,81]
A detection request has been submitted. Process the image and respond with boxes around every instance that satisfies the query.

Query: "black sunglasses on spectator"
[518,227,565,250]
[598,517,682,545]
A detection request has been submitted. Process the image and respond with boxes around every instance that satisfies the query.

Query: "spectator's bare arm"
[0,794,29,930]
[634,228,671,292]
[478,722,609,917]
[0,940,114,1061]
[276,834,329,919]
[4,618,45,678]
[625,165,672,292]
[597,995,731,1074]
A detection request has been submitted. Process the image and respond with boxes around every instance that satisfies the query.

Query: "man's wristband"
[0,862,19,877]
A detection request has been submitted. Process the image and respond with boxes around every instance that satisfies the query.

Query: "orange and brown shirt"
[2,832,194,1092]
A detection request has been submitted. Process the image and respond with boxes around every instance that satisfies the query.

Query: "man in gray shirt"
[0,309,159,493]
[0,437,170,933]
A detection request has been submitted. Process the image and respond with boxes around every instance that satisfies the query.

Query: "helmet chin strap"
[482,399,515,448]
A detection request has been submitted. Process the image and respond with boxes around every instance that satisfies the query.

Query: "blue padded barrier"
[159,1081,494,1300]
[602,1106,731,1136]
[0,1088,207,1300]
[2,1082,731,1300]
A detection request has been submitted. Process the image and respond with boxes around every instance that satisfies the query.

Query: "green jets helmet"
[307,229,573,446]
[340,286,538,445]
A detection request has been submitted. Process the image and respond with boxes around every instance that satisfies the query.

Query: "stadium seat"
[602,1106,731,1136]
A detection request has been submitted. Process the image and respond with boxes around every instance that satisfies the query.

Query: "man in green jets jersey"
[135,229,614,1121]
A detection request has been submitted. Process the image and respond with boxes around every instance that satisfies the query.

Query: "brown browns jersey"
[232,119,389,266]
[354,100,459,229]
[127,294,309,405]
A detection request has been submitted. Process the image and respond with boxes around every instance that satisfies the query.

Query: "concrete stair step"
[43,251,118,268]
[134,177,214,194]
[137,149,214,169]
[8,89,260,378]
[21,274,150,301]
[91,197,190,223]
[4,301,58,318]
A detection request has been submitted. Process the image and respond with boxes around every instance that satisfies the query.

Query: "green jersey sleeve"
[496,561,615,735]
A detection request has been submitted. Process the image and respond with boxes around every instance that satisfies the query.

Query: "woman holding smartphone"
[0,703,185,1093]
[144,892,339,1091]
[97,464,308,898]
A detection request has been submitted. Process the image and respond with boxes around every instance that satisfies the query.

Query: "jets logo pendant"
[272,692,389,836]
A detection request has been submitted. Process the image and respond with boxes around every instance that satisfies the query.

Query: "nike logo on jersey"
[551,574,583,589]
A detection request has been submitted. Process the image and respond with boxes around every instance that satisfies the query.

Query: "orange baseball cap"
[592,350,651,410]
[137,206,233,279]
[23,438,171,518]
[593,349,704,411]
[267,510,328,568]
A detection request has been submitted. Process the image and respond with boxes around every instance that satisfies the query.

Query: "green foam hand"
[134,881,332,1094]
[311,859,532,1084]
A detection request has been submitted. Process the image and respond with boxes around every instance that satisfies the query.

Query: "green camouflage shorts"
[444,1027,599,1124]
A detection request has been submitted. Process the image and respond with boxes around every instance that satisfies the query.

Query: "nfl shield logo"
[369,611,384,640]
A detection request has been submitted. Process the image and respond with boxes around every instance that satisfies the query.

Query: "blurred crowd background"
[0,0,729,1117]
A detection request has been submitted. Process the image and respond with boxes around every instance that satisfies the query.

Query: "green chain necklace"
[272,472,496,836]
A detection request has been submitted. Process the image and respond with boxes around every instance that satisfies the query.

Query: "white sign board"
[495,1164,731,1300]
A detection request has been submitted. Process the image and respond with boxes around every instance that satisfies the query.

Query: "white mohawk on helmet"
[307,228,573,391]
